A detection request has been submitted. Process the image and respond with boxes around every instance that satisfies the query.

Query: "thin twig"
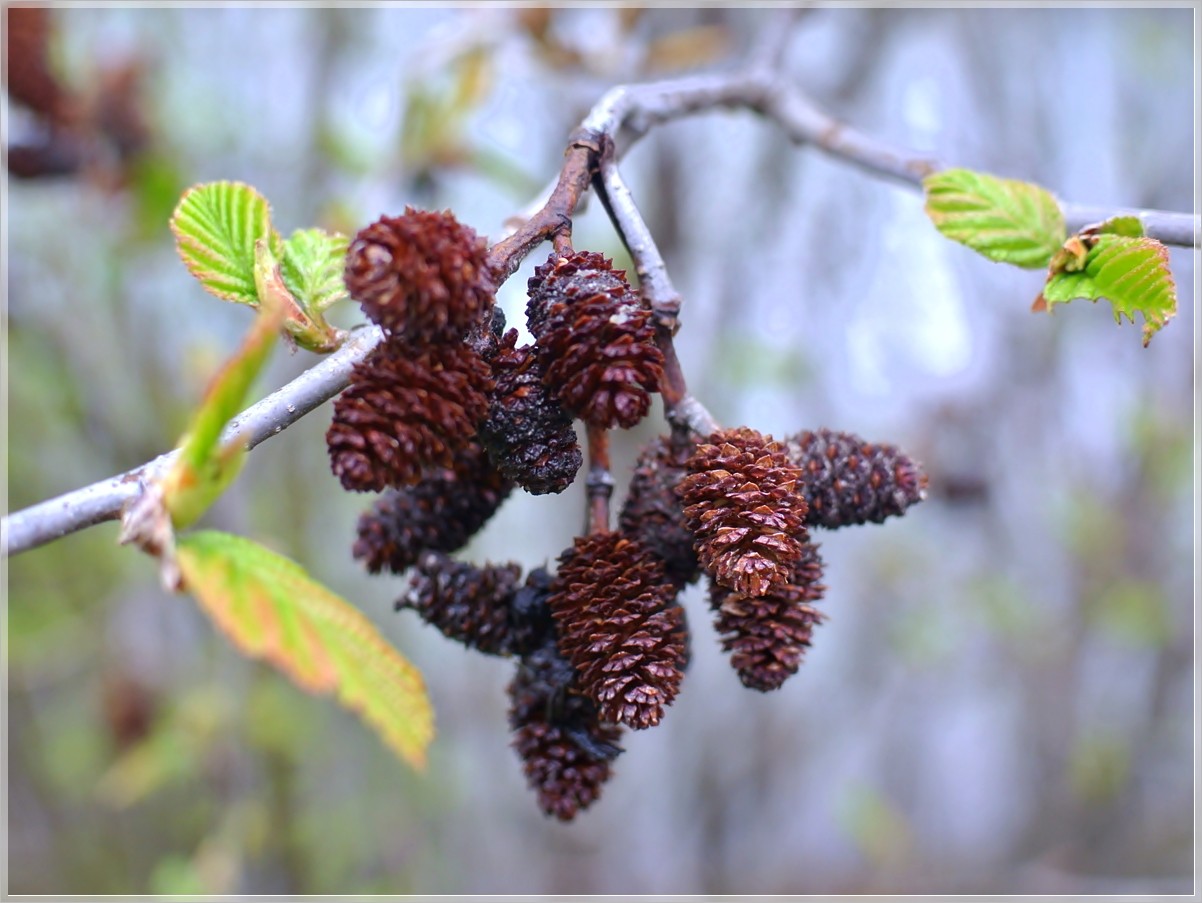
[593,135,681,327]
[487,132,599,281]
[591,144,719,441]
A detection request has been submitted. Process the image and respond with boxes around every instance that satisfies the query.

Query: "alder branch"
[578,72,1198,248]
[3,326,385,557]
[6,41,1196,557]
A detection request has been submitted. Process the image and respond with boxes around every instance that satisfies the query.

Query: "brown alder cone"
[618,436,702,589]
[326,338,492,492]
[525,251,664,429]
[784,428,928,529]
[548,532,686,730]
[344,208,494,341]
[399,552,524,656]
[478,327,583,495]
[710,540,826,692]
[676,427,810,599]
[509,640,623,822]
[352,442,512,574]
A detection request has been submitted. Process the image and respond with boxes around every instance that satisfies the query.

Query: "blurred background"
[4,6,1195,896]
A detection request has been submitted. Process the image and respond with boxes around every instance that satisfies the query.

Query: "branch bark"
[3,326,385,556]
[6,45,1195,557]
[590,143,719,441]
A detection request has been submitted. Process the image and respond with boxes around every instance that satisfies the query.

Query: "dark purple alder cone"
[548,532,686,730]
[399,552,523,656]
[710,540,826,692]
[509,640,623,822]
[352,443,513,574]
[676,427,810,599]
[618,436,702,589]
[344,208,494,342]
[478,327,583,495]
[525,251,664,430]
[784,428,929,529]
[399,556,560,658]
[326,338,492,492]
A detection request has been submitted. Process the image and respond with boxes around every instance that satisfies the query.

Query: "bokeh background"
[5,6,1196,896]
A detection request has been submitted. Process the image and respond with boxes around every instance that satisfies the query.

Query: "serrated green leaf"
[923,168,1066,268]
[170,182,283,305]
[160,298,284,528]
[280,228,349,314]
[1039,234,1177,346]
[1090,215,1144,239]
[259,236,345,353]
[176,531,434,770]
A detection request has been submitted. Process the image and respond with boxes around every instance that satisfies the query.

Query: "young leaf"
[1038,234,1177,346]
[160,296,284,529]
[171,181,282,305]
[1088,215,1145,239]
[259,235,345,353]
[923,168,1066,268]
[175,530,434,770]
[281,228,350,314]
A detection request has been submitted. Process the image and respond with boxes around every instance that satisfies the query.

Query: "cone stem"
[585,424,613,535]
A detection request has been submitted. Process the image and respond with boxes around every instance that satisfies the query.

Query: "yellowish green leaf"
[281,228,349,314]
[160,297,284,529]
[257,236,344,353]
[175,531,434,770]
[1038,234,1177,346]
[923,168,1066,268]
[1089,215,1145,239]
[170,181,283,305]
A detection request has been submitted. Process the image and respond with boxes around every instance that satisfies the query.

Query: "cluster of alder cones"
[326,208,928,821]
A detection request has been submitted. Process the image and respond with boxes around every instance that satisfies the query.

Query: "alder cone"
[676,427,810,599]
[618,436,701,589]
[526,251,664,430]
[785,428,928,529]
[509,641,623,822]
[399,552,523,656]
[326,339,492,492]
[352,443,512,574]
[478,328,582,495]
[344,208,494,341]
[548,532,686,730]
[710,540,826,692]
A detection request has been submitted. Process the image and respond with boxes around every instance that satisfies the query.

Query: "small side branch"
[487,132,599,281]
[591,146,719,441]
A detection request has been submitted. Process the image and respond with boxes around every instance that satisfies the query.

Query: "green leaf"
[1090,215,1145,239]
[923,168,1066,268]
[1039,234,1177,346]
[258,235,345,353]
[170,182,282,305]
[175,531,434,770]
[280,228,349,314]
[160,298,284,529]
